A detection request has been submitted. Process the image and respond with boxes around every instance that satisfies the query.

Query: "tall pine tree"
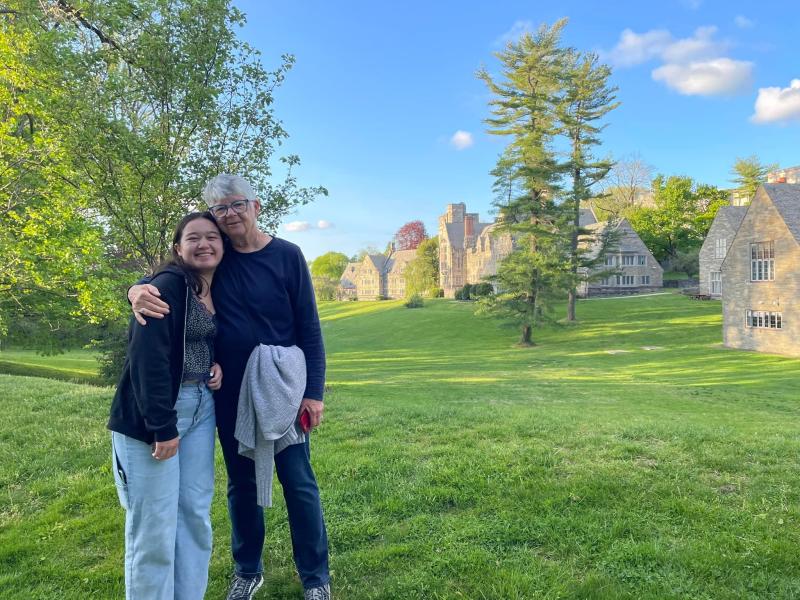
[476,20,569,345]
[558,50,619,321]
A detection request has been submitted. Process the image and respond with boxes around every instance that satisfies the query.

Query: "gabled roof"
[700,205,747,252]
[365,254,388,271]
[720,184,800,271]
[579,208,598,227]
[339,262,360,287]
[764,183,800,243]
[386,249,417,274]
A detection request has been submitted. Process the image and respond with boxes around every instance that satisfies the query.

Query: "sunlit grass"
[2,293,799,598]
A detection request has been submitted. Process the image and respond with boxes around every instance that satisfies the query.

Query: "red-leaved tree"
[394,220,427,250]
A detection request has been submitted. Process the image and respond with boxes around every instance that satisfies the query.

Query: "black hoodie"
[107,266,190,443]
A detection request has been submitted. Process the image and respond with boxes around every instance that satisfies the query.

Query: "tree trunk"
[519,323,534,346]
[567,289,576,321]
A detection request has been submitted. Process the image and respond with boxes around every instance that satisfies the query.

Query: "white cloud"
[734,15,755,29]
[661,26,728,63]
[608,25,754,96]
[681,0,703,9]
[652,58,753,96]
[752,79,800,124]
[450,130,474,150]
[284,221,311,232]
[494,20,533,46]
[608,28,672,67]
[608,26,727,67]
[317,220,334,229]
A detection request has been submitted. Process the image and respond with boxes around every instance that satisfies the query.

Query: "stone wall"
[722,191,800,357]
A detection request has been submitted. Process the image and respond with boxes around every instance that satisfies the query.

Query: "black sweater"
[108,267,189,443]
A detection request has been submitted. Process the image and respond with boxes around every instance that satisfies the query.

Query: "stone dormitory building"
[438,203,662,298]
[339,202,664,301]
[337,249,417,301]
[719,184,800,358]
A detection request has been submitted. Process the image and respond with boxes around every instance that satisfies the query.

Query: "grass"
[2,293,800,598]
[0,348,103,385]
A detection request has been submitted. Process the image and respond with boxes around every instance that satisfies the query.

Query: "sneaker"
[226,573,264,600]
[304,583,331,600]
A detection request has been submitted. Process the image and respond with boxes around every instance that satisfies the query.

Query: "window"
[715,238,727,259]
[600,277,611,286]
[746,310,783,329]
[637,255,646,265]
[750,241,775,281]
[640,275,650,285]
[605,255,616,267]
[622,255,635,266]
[621,275,635,286]
[710,271,721,295]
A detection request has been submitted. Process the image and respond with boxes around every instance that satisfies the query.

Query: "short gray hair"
[202,174,257,206]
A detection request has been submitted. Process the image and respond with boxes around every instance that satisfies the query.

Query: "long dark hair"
[153,212,221,296]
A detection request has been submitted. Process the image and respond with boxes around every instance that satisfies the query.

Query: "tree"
[476,19,570,345]
[730,156,776,205]
[310,251,348,302]
[394,220,427,251]
[0,1,325,350]
[403,236,439,297]
[558,50,619,321]
[595,154,654,217]
[0,4,119,343]
[310,252,349,280]
[626,176,727,265]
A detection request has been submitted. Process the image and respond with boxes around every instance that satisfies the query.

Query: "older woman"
[108,212,224,599]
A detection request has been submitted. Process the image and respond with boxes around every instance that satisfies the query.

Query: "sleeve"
[289,247,326,401]
[127,276,181,441]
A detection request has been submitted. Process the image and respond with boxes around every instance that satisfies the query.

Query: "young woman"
[108,212,224,599]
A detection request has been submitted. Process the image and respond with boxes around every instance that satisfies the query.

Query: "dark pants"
[217,412,330,590]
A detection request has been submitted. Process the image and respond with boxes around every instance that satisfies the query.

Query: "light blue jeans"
[112,383,216,600]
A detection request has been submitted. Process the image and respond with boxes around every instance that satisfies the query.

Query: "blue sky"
[234,0,799,260]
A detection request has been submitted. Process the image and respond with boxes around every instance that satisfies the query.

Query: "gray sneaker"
[304,583,331,600]
[226,573,264,600]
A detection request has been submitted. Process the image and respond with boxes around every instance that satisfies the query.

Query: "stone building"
[438,203,513,298]
[337,262,360,300]
[336,249,418,300]
[722,184,800,357]
[698,206,747,297]
[767,165,800,184]
[577,217,664,297]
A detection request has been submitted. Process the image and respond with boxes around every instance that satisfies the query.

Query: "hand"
[151,437,179,461]
[299,398,324,430]
[129,283,170,326]
[207,363,223,390]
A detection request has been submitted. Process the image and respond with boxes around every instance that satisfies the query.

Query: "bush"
[471,282,494,298]
[89,321,129,385]
[428,287,444,298]
[404,294,424,308]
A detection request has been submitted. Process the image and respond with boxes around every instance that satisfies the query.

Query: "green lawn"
[0,348,103,385]
[2,294,799,599]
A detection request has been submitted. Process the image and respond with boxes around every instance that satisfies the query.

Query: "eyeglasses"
[208,199,253,218]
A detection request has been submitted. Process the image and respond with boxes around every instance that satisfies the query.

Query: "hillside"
[2,294,800,599]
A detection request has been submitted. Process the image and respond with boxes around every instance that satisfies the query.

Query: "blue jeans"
[218,414,330,590]
[112,383,216,600]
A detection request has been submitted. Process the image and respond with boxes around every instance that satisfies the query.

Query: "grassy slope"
[1,294,799,599]
[0,348,103,385]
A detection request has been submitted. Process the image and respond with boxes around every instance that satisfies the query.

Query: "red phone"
[299,409,311,433]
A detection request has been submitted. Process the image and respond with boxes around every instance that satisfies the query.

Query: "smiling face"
[174,217,224,275]
[210,194,260,240]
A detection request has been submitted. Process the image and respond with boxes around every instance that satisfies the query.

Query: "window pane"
[777,314,782,328]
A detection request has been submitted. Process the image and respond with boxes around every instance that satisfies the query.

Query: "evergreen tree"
[730,156,776,205]
[558,50,619,321]
[476,20,569,345]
